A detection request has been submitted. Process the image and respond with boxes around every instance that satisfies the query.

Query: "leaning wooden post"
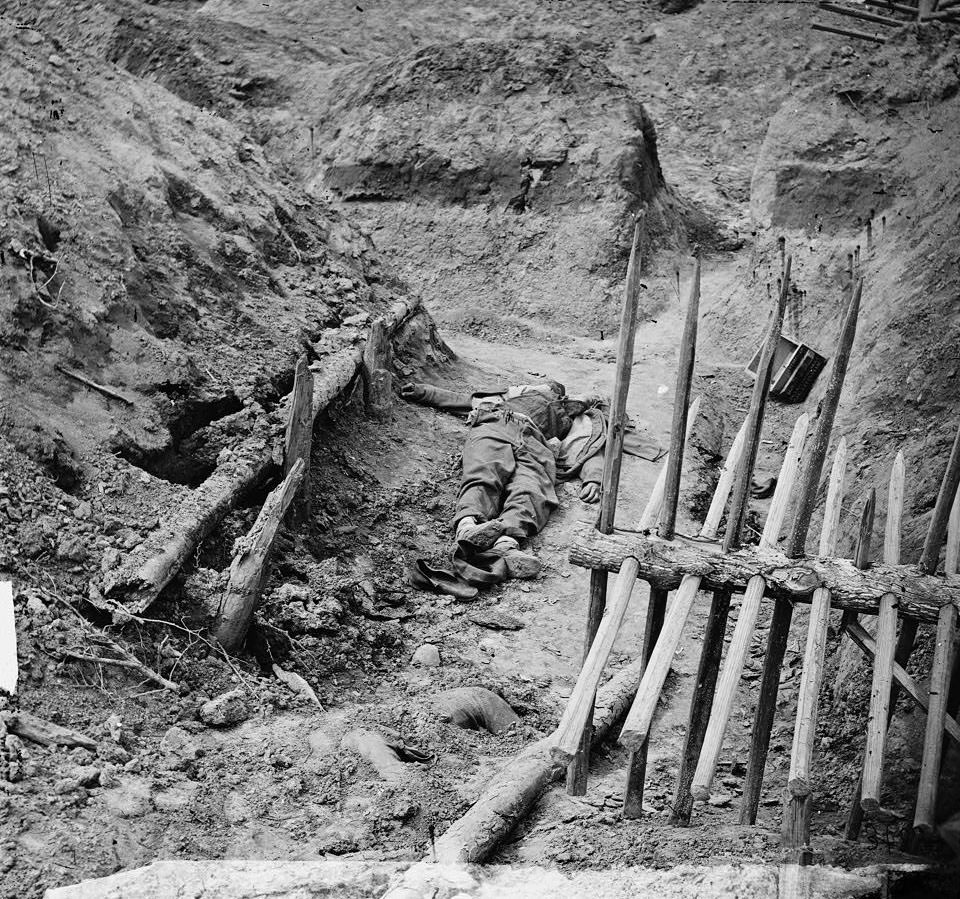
[284,355,314,527]
[914,604,957,834]
[622,396,701,817]
[670,258,792,825]
[741,277,863,824]
[362,318,393,417]
[782,439,847,855]
[860,454,905,815]
[567,215,645,795]
[214,459,306,652]
[618,421,748,755]
[620,257,700,813]
[691,412,810,801]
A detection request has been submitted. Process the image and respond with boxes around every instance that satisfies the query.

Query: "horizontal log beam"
[568,525,960,623]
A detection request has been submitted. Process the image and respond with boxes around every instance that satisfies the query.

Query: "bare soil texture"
[1,1,960,897]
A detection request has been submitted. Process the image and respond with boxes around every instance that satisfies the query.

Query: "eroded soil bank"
[2,1,959,897]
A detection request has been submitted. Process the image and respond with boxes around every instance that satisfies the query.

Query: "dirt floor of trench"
[4,0,960,896]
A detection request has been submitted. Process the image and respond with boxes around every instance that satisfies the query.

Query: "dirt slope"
[2,1,960,898]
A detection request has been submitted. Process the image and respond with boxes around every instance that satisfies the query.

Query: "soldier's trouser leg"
[455,421,516,527]
[499,430,558,540]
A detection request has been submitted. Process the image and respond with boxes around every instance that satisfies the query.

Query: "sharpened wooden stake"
[618,422,749,752]
[914,604,957,833]
[284,355,314,528]
[741,278,863,824]
[946,486,960,578]
[659,257,701,540]
[691,412,810,801]
[214,459,306,652]
[671,260,792,824]
[861,454,905,814]
[568,216,645,795]
[553,559,640,762]
[782,440,847,854]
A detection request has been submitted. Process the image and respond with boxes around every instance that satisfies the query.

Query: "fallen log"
[568,526,960,623]
[428,657,645,867]
[214,459,305,651]
[100,297,420,612]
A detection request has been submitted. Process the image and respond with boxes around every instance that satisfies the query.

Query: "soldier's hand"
[400,383,426,402]
[579,482,601,504]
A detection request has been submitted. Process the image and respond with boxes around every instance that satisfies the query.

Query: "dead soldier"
[401,379,659,598]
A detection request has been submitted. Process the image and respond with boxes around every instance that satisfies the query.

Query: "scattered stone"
[468,610,524,631]
[159,726,199,762]
[411,644,441,667]
[198,689,251,727]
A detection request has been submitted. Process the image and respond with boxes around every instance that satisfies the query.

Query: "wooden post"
[618,422,749,751]
[846,426,960,837]
[619,255,701,813]
[946,486,960,578]
[284,355,314,527]
[782,440,847,854]
[362,318,393,417]
[741,278,863,824]
[621,397,701,815]
[670,261,791,824]
[914,605,957,834]
[659,257,701,540]
[553,559,640,762]
[214,459,306,652]
[567,217,645,794]
[691,412,810,801]
[860,454,905,815]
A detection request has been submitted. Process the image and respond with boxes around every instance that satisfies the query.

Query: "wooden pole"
[782,439,847,855]
[284,355,314,528]
[741,278,863,824]
[860,454,905,814]
[214,459,306,652]
[553,559,640,762]
[819,1,908,26]
[847,425,960,837]
[811,21,889,42]
[914,605,957,833]
[865,0,922,15]
[946,485,960,578]
[620,417,747,811]
[691,412,810,801]
[618,423,749,751]
[659,257,701,540]
[671,260,791,824]
[568,217,645,795]
[842,619,960,745]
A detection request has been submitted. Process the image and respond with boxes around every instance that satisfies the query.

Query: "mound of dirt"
[310,38,685,342]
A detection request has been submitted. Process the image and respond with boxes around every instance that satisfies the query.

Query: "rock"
[222,791,252,823]
[468,610,524,631]
[153,782,199,813]
[411,644,441,667]
[431,687,520,734]
[55,535,87,562]
[48,54,65,67]
[198,689,251,727]
[478,638,498,655]
[159,726,199,762]
[73,501,92,520]
[67,764,101,788]
[104,776,152,818]
[97,741,130,764]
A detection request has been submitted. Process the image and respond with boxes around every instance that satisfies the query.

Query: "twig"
[55,364,134,406]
